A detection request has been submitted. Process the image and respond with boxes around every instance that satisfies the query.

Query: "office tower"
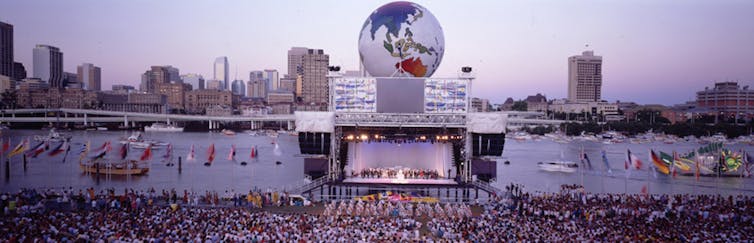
[33,45,64,88]
[697,81,754,115]
[0,21,12,78]
[140,66,172,93]
[264,69,279,91]
[165,66,181,83]
[63,72,79,89]
[214,56,229,90]
[206,79,223,90]
[300,48,329,106]
[12,62,26,80]
[77,63,101,91]
[231,79,246,96]
[249,71,264,83]
[279,77,296,92]
[181,73,204,90]
[568,50,602,102]
[247,79,267,99]
[287,47,308,79]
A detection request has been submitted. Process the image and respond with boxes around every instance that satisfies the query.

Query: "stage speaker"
[471,133,505,157]
[298,132,331,155]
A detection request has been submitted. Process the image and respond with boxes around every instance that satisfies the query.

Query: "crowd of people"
[2,185,753,241]
[359,168,440,179]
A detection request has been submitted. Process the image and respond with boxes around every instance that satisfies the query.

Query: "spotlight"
[374,134,380,139]
[346,135,354,140]
[419,136,426,140]
[360,134,368,140]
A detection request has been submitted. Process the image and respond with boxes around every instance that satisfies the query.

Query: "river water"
[1,129,752,196]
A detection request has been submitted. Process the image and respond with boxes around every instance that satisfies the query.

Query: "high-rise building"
[231,79,246,97]
[0,75,14,94]
[206,79,223,90]
[12,62,26,80]
[33,45,64,89]
[155,82,191,112]
[300,48,329,107]
[0,21,13,78]
[214,56,229,90]
[112,84,135,93]
[287,47,308,79]
[63,72,80,89]
[697,81,754,116]
[279,77,296,92]
[140,66,172,93]
[247,79,266,99]
[264,69,279,91]
[165,66,181,83]
[181,73,204,90]
[77,63,101,91]
[568,50,602,102]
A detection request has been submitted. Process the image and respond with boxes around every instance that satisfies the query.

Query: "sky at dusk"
[1,0,753,105]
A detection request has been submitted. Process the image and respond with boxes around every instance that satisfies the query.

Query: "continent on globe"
[359,1,445,77]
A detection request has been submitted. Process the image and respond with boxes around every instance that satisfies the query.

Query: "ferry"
[537,160,578,173]
[33,128,71,143]
[79,159,150,176]
[221,129,236,136]
[144,123,184,132]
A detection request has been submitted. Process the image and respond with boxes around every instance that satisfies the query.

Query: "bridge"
[0,109,568,130]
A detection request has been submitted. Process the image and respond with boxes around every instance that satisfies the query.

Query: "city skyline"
[1,0,753,105]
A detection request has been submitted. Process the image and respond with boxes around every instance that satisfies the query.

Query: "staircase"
[471,180,507,198]
[291,175,332,194]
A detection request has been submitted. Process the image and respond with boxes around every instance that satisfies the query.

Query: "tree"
[0,89,17,109]
[511,101,527,111]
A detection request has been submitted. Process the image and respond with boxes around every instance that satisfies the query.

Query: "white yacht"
[34,128,71,142]
[537,160,579,173]
[120,132,170,149]
[144,123,184,132]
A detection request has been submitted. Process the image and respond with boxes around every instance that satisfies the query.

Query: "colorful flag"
[162,144,172,163]
[8,139,26,158]
[140,145,153,161]
[228,144,236,161]
[120,143,128,160]
[250,146,256,159]
[79,141,90,161]
[583,152,593,170]
[89,149,107,160]
[207,144,215,164]
[47,141,67,157]
[27,141,46,158]
[2,138,10,155]
[671,151,678,178]
[649,150,670,175]
[629,150,643,170]
[187,144,196,161]
[93,141,109,152]
[600,150,612,174]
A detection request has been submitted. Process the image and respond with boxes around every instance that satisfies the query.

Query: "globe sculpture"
[358,1,445,78]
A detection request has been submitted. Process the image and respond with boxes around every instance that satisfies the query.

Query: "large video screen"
[425,79,467,113]
[333,78,376,112]
[376,78,425,113]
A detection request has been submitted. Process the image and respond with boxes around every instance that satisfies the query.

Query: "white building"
[548,98,618,115]
[568,50,602,102]
[264,69,279,91]
[213,56,229,90]
[33,44,63,88]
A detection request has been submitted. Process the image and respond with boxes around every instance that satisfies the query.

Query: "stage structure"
[292,1,507,202]
[294,72,508,202]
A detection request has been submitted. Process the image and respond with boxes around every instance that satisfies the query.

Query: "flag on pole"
[695,157,700,181]
[207,143,216,164]
[93,141,110,152]
[120,143,128,160]
[671,151,678,178]
[649,150,670,175]
[8,139,26,158]
[162,144,172,163]
[47,141,67,157]
[79,141,90,161]
[745,151,752,177]
[250,145,256,159]
[27,141,46,158]
[187,144,196,161]
[600,150,612,174]
[140,145,152,161]
[61,140,71,163]
[228,144,236,161]
[1,137,9,155]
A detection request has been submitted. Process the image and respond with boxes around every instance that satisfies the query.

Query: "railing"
[291,175,332,194]
[335,112,466,127]
[471,180,507,198]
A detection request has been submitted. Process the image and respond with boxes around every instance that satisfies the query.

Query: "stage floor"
[342,177,458,185]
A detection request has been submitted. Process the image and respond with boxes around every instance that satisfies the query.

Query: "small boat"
[275,161,282,165]
[34,128,71,143]
[79,160,149,176]
[144,123,184,132]
[537,160,578,173]
[120,132,170,149]
[221,129,236,136]
[96,127,108,131]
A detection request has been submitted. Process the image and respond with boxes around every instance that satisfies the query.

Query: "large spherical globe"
[358,1,445,78]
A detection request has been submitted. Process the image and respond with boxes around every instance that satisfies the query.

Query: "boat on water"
[221,129,236,136]
[119,132,170,149]
[79,159,150,176]
[144,123,184,132]
[537,160,578,173]
[33,128,71,142]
